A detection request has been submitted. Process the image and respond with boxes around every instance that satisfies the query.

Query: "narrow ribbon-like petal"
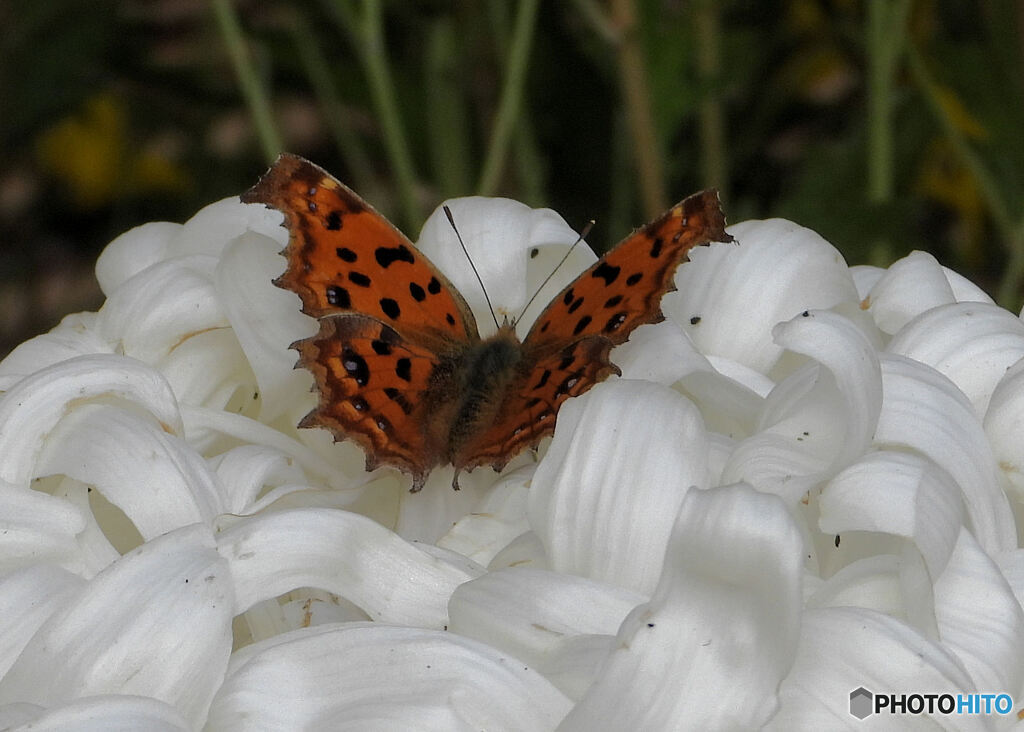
[561,484,804,730]
[206,623,572,730]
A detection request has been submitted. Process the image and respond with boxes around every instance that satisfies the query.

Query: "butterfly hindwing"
[524,189,732,352]
[243,153,479,347]
[452,336,617,474]
[294,314,443,490]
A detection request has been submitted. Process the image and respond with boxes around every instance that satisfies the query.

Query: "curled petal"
[0,313,109,390]
[0,524,232,729]
[416,197,587,336]
[561,484,803,730]
[819,450,963,583]
[0,485,85,573]
[667,218,860,374]
[37,403,222,538]
[96,256,226,364]
[933,529,1024,696]
[982,357,1024,502]
[3,695,191,732]
[448,566,644,692]
[206,623,572,730]
[215,508,482,627]
[95,221,181,295]
[528,380,708,595]
[0,355,182,486]
[724,310,881,504]
[0,565,84,679]
[865,251,957,334]
[769,607,977,728]
[876,354,1016,554]
[887,302,1024,417]
[216,231,316,423]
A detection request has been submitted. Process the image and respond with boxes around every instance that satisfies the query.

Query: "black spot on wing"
[409,282,426,302]
[592,262,621,285]
[572,315,593,336]
[395,357,412,382]
[649,237,663,258]
[604,312,627,332]
[568,296,584,314]
[380,298,400,319]
[371,339,392,356]
[349,271,371,287]
[533,369,551,390]
[562,287,575,306]
[375,245,415,268]
[341,348,369,385]
[626,272,643,286]
[336,247,357,262]
[326,286,351,308]
[427,277,441,294]
[326,211,343,230]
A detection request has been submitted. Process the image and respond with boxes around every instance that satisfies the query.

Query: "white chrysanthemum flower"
[0,192,1022,730]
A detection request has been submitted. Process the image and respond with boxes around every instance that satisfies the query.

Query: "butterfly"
[242,154,733,492]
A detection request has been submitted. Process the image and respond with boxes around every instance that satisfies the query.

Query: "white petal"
[528,380,708,595]
[666,218,860,374]
[211,444,309,515]
[0,313,110,390]
[5,695,190,731]
[215,231,316,423]
[178,196,286,257]
[561,484,803,730]
[448,566,644,692]
[0,485,85,573]
[179,404,357,492]
[437,471,532,566]
[805,555,904,617]
[819,450,964,583]
[876,354,1016,554]
[36,403,222,539]
[849,264,884,299]
[933,528,1024,695]
[723,310,881,504]
[866,250,957,334]
[0,524,232,729]
[96,256,226,364]
[887,301,1024,417]
[769,607,978,728]
[215,508,481,627]
[155,328,252,411]
[94,221,181,295]
[983,357,1024,503]
[416,197,586,336]
[206,623,572,730]
[0,565,84,679]
[0,355,182,486]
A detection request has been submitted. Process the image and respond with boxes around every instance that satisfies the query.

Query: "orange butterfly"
[243,154,732,491]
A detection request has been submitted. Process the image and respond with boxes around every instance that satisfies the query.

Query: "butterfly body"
[243,154,732,492]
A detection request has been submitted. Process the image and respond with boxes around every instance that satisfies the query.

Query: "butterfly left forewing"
[242,153,479,345]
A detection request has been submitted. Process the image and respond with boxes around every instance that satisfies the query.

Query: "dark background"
[2,0,1021,356]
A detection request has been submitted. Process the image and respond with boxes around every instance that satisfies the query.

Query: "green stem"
[865,0,910,204]
[357,0,421,228]
[695,0,726,194]
[211,0,282,162]
[611,0,666,218]
[287,10,378,196]
[906,41,1024,307]
[477,0,541,196]
[425,18,472,198]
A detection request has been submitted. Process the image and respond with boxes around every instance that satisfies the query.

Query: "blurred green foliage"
[2,0,1022,350]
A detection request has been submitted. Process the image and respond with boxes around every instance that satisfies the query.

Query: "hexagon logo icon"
[849,687,873,719]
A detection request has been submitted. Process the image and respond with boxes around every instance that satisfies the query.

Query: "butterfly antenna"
[444,205,500,330]
[516,219,595,324]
